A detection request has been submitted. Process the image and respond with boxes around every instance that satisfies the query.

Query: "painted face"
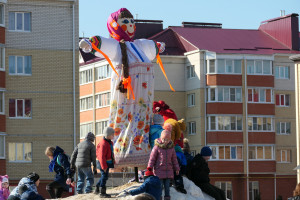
[117,17,136,39]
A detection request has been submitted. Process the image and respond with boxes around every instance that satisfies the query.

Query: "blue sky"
[79,0,300,38]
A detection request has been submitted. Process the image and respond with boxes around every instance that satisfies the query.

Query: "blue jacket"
[129,176,162,200]
[9,178,38,199]
[21,191,44,200]
[149,125,164,149]
[52,146,74,187]
[175,145,187,166]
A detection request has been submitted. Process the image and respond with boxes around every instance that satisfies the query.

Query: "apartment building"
[80,14,299,199]
[0,0,79,197]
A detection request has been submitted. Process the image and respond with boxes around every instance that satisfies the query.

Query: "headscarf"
[107,8,134,42]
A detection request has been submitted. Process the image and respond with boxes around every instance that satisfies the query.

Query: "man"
[70,132,97,194]
[187,146,226,200]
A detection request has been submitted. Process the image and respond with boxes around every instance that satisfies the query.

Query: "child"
[18,185,44,200]
[183,138,194,166]
[95,127,115,198]
[0,175,10,200]
[149,114,164,149]
[174,144,187,194]
[148,130,180,200]
[124,167,162,200]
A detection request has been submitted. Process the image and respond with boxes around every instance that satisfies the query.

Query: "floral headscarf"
[107,8,134,42]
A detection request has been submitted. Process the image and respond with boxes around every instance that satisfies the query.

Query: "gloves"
[79,39,92,53]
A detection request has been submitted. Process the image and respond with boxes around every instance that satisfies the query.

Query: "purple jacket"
[148,139,180,179]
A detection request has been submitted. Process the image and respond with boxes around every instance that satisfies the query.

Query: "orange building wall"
[206,74,242,86]
[207,132,243,143]
[80,83,93,97]
[95,107,110,120]
[247,75,274,87]
[80,110,93,123]
[207,103,243,114]
[0,27,5,44]
[248,103,275,115]
[248,132,275,143]
[95,79,111,93]
[0,115,5,132]
[209,161,244,173]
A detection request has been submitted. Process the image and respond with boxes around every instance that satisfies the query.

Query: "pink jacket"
[0,175,10,200]
[148,139,180,179]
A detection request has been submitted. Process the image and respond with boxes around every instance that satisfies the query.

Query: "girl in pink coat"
[0,175,10,200]
[148,130,180,200]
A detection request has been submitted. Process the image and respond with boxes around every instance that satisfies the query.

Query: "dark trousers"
[7,196,20,200]
[46,180,65,198]
[96,167,109,187]
[198,183,226,200]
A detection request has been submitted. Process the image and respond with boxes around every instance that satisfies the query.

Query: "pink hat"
[160,130,171,140]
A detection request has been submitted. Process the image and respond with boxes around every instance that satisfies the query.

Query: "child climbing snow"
[0,175,10,200]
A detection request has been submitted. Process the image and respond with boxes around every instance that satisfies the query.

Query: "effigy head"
[107,8,136,41]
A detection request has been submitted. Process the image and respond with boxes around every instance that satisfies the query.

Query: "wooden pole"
[134,167,139,182]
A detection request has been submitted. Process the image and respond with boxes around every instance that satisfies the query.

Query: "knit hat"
[201,146,212,156]
[27,172,40,183]
[85,132,95,141]
[160,130,171,140]
[144,167,154,177]
[103,127,115,138]
[153,114,164,125]
[1,177,8,183]
[183,138,191,153]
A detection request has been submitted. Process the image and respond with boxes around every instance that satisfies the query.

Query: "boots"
[164,196,171,200]
[100,186,111,198]
[175,186,187,194]
[94,186,99,194]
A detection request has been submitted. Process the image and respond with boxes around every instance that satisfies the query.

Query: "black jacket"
[70,139,96,169]
[187,153,210,185]
[288,196,300,200]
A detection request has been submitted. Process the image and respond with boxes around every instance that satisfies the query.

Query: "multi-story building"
[0,0,79,197]
[80,14,299,199]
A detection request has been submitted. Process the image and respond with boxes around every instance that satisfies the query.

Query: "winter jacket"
[187,153,210,185]
[51,146,74,187]
[70,139,96,169]
[288,196,300,200]
[0,175,10,200]
[20,191,44,200]
[149,125,164,149]
[174,144,187,166]
[129,176,162,200]
[9,178,38,199]
[184,151,194,166]
[148,138,180,179]
[96,137,115,170]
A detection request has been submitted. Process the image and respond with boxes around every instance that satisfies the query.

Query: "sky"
[79,0,300,38]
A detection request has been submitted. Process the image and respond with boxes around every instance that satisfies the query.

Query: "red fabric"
[96,138,114,170]
[153,100,178,121]
[145,167,154,176]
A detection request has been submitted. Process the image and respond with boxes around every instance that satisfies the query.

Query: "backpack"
[56,153,71,167]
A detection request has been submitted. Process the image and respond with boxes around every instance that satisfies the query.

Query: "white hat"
[2,177,8,183]
[153,114,164,125]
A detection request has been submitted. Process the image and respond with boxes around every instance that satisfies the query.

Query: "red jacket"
[96,138,114,170]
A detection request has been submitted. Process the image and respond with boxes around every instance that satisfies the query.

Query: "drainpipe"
[274,173,276,200]
[244,56,249,200]
[72,1,76,151]
[204,51,207,146]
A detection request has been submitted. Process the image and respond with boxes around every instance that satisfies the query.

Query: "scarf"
[48,153,59,172]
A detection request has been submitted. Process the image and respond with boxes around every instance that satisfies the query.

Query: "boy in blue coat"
[174,144,187,194]
[149,114,164,149]
[124,167,162,200]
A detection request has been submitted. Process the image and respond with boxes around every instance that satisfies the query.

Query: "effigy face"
[117,17,136,39]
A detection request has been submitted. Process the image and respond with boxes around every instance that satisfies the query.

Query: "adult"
[288,183,300,200]
[45,146,74,198]
[70,132,97,194]
[187,146,226,200]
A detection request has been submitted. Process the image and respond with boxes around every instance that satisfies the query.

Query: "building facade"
[0,0,79,197]
[80,14,300,199]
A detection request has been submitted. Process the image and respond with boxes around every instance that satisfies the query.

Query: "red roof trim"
[260,13,299,24]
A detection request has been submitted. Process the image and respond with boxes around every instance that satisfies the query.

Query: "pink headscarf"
[107,8,134,42]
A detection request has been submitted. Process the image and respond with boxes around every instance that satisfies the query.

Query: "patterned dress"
[90,36,158,166]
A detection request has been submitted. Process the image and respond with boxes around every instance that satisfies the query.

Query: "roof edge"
[260,13,299,24]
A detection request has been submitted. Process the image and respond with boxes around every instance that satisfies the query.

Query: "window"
[211,145,242,160]
[215,182,232,199]
[187,65,195,79]
[80,123,93,139]
[276,149,291,163]
[79,69,93,85]
[207,115,242,131]
[0,91,4,114]
[249,181,259,200]
[8,142,32,162]
[96,120,108,136]
[95,92,110,108]
[275,66,289,79]
[188,122,196,135]
[249,145,274,160]
[276,122,291,135]
[80,96,93,111]
[9,12,31,31]
[276,94,290,107]
[9,56,32,75]
[207,87,242,102]
[247,60,272,75]
[0,47,4,70]
[9,99,31,118]
[248,88,273,103]
[0,135,4,158]
[95,64,111,81]
[0,4,4,26]
[248,116,273,131]
[187,93,195,107]
[207,59,242,74]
